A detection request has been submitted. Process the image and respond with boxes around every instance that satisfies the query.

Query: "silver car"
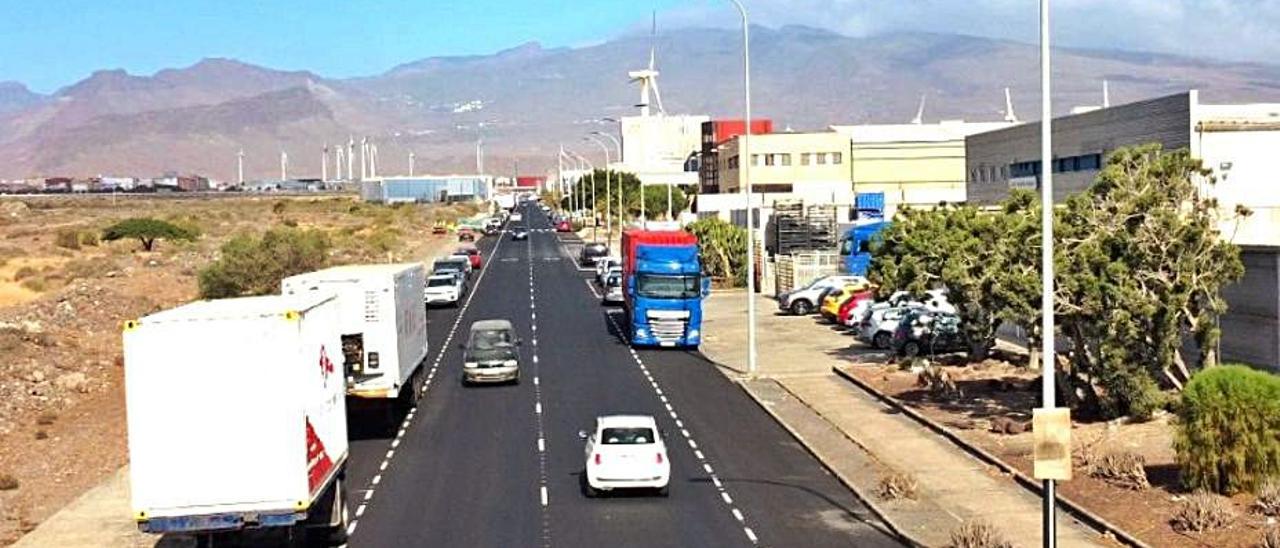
[601,273,624,305]
[857,305,920,349]
[462,319,521,385]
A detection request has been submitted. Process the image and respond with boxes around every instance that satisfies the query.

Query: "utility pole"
[727,0,757,375]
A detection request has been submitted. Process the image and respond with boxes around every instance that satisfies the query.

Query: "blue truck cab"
[840,193,890,276]
[622,229,709,348]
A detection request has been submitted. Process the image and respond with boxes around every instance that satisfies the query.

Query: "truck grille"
[648,315,687,343]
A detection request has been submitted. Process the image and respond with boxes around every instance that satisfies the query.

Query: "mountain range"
[2,25,1279,181]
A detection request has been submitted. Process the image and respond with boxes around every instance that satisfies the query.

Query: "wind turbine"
[409,151,416,177]
[1103,80,1111,108]
[1004,88,1019,123]
[322,144,329,182]
[369,142,379,179]
[346,136,355,181]
[911,93,927,125]
[280,150,289,182]
[236,149,245,186]
[627,12,666,117]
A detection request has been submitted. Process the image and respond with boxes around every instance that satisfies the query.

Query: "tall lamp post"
[1038,0,1059,545]
[585,135,613,244]
[569,150,597,241]
[726,0,757,376]
[593,128,624,233]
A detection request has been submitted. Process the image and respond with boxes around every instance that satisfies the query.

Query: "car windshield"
[600,427,655,445]
[839,237,854,255]
[434,262,463,273]
[605,276,621,287]
[583,245,607,257]
[427,277,453,287]
[469,329,516,361]
[636,274,700,299]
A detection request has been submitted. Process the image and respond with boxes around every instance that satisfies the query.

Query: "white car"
[595,257,621,284]
[601,273,624,305]
[776,275,869,316]
[424,274,463,307]
[581,415,670,497]
[856,305,921,348]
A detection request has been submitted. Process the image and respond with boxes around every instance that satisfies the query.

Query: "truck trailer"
[282,264,429,411]
[124,294,350,543]
[621,229,708,348]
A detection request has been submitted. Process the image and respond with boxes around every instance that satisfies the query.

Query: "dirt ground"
[844,353,1272,548]
[0,195,477,545]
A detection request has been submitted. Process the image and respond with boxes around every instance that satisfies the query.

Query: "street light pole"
[593,129,623,232]
[569,151,595,238]
[727,0,757,376]
[1039,0,1058,546]
[585,135,612,244]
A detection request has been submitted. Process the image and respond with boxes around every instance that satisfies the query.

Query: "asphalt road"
[342,204,902,548]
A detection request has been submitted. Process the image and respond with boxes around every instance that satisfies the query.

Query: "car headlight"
[635,328,647,338]
[687,329,700,339]
[464,362,478,369]
[502,360,518,367]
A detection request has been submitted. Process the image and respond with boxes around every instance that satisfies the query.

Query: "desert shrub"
[1175,365,1280,494]
[54,228,81,250]
[364,226,401,254]
[20,277,46,292]
[13,266,36,281]
[34,430,47,440]
[1089,451,1150,490]
[79,230,99,247]
[948,520,1012,548]
[282,218,298,228]
[1171,490,1234,533]
[35,411,57,426]
[876,472,918,501]
[1255,478,1280,517]
[272,201,288,215]
[0,473,17,490]
[1264,527,1280,548]
[102,218,197,251]
[198,228,330,299]
[63,257,115,281]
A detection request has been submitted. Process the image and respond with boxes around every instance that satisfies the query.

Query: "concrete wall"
[1221,247,1280,369]
[851,140,967,206]
[966,92,1193,205]
[717,132,851,194]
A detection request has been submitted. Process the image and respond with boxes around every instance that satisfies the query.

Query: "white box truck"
[281,264,429,410]
[124,294,350,543]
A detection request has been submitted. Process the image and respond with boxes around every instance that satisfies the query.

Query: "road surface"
[342,204,901,547]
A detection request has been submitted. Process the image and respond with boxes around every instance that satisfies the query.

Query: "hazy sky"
[2,0,1276,93]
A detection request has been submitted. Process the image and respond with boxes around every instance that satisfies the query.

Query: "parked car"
[424,273,464,307]
[857,305,921,349]
[579,243,609,267]
[580,415,670,497]
[458,229,476,242]
[601,273,624,305]
[837,289,877,326]
[776,275,870,316]
[432,222,448,235]
[461,319,521,385]
[457,245,483,269]
[511,228,529,241]
[595,257,622,285]
[556,220,572,232]
[892,309,968,357]
[820,282,874,322]
[511,212,524,223]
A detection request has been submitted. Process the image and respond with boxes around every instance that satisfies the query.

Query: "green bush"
[685,217,747,287]
[102,218,197,251]
[198,228,330,299]
[1175,365,1280,494]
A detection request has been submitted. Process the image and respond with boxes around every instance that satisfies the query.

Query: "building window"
[831,152,843,165]
[755,184,793,193]
[979,167,987,183]
[765,154,776,166]
[728,156,738,169]
[816,153,827,165]
[780,153,792,166]
[1079,153,1101,170]
[1001,166,1009,180]
[751,154,761,166]
[801,153,811,166]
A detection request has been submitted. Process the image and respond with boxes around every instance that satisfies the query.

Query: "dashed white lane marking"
[535,402,543,414]
[538,437,546,452]
[347,234,507,537]
[527,228,553,548]
[356,504,367,518]
[540,485,549,507]
[601,312,761,546]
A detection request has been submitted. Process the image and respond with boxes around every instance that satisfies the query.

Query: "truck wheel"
[326,477,350,545]
[411,369,425,402]
[873,332,891,350]
[789,300,812,316]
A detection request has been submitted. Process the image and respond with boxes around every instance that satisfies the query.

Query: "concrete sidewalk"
[11,466,173,548]
[701,290,1107,547]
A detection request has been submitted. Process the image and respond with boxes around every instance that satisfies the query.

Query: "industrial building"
[361,175,492,204]
[964,90,1280,370]
[698,119,774,195]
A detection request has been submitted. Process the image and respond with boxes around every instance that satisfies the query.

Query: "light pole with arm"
[593,128,624,232]
[569,150,596,240]
[585,135,612,244]
[726,0,757,376]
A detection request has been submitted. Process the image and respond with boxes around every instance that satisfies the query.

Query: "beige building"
[832,121,1016,209]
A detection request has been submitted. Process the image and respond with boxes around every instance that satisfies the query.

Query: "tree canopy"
[101,218,197,251]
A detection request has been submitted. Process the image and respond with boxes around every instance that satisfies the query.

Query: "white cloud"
[661,0,1280,65]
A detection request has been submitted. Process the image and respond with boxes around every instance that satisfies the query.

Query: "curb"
[833,366,1152,548]
[729,375,928,548]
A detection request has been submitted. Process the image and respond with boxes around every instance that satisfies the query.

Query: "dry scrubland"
[0,195,475,544]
